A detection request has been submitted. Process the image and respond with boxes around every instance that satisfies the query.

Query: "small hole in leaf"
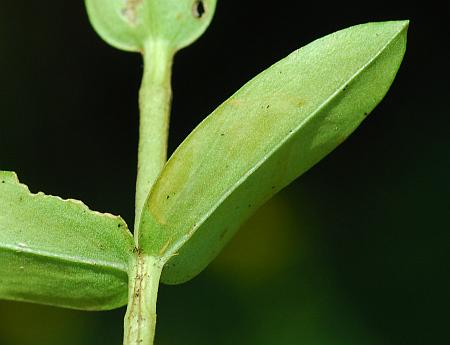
[192,1,206,18]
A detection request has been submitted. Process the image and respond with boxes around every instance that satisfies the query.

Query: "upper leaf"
[85,0,217,52]
[0,172,134,310]
[138,21,408,284]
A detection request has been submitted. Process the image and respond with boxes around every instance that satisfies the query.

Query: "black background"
[0,2,449,345]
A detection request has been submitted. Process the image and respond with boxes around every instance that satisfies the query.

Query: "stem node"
[124,254,163,345]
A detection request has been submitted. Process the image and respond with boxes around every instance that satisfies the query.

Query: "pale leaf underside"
[0,171,134,310]
[138,21,409,284]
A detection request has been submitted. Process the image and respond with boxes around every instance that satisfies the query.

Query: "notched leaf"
[0,171,134,310]
[0,171,18,183]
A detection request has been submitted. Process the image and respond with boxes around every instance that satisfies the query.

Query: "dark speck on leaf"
[118,224,121,228]
[192,1,206,18]
[166,195,170,200]
[266,105,270,109]
[219,229,228,240]
[1,180,4,183]
[220,133,224,136]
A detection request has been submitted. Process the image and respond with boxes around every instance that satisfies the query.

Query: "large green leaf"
[0,171,134,310]
[85,0,217,52]
[138,21,408,284]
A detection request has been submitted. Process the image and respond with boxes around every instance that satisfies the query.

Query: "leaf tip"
[389,19,410,33]
[398,19,410,33]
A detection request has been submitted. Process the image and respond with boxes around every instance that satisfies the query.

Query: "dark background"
[0,2,449,345]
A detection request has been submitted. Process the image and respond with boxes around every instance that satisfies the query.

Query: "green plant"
[0,1,408,344]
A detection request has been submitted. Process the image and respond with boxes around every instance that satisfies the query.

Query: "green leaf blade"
[0,249,128,310]
[139,21,408,284]
[85,0,217,52]
[0,172,134,310]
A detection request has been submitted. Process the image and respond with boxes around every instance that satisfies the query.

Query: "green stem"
[123,254,163,345]
[134,40,174,235]
[127,40,174,345]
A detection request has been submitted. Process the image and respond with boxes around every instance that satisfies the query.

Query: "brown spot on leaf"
[121,0,143,25]
[228,99,243,106]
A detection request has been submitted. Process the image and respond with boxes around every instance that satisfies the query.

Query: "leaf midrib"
[0,242,129,274]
